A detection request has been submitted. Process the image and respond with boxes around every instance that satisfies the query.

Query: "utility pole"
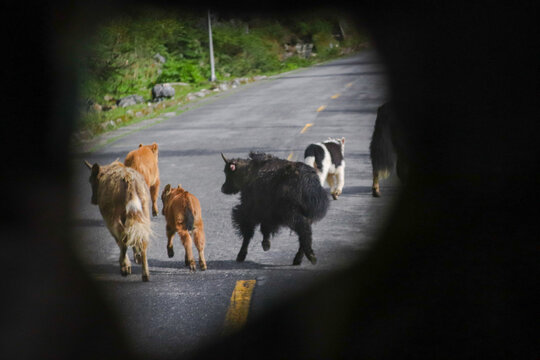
[208,10,216,82]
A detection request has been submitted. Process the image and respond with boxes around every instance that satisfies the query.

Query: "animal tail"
[301,174,330,223]
[123,179,152,249]
[184,206,195,231]
[303,144,324,172]
[369,103,396,180]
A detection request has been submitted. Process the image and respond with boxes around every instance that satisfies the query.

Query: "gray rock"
[154,53,166,64]
[152,83,175,101]
[117,95,144,108]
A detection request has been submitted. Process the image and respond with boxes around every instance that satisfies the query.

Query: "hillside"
[76,7,369,141]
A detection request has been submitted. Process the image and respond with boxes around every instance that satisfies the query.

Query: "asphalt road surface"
[72,50,398,359]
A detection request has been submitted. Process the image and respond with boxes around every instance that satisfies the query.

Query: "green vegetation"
[77,7,368,140]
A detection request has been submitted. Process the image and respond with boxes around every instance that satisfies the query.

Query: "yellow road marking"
[300,123,313,134]
[331,93,340,99]
[223,280,256,333]
[317,105,326,112]
[287,152,294,160]
[346,82,353,88]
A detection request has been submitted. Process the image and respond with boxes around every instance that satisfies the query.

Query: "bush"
[156,58,207,84]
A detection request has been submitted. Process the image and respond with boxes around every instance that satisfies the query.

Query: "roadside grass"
[74,51,360,148]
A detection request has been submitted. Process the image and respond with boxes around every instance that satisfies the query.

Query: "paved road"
[72,50,397,359]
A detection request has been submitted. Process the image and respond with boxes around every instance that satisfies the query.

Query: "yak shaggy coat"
[304,137,346,200]
[221,152,329,265]
[161,184,207,271]
[85,160,152,282]
[124,142,160,216]
[369,102,408,197]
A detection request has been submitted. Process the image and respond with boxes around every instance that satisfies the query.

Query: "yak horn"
[221,152,228,163]
[84,160,93,169]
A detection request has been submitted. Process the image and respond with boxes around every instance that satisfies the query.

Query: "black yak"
[369,102,409,197]
[220,152,329,265]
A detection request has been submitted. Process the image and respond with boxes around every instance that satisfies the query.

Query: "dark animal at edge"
[220,152,329,265]
[369,102,409,197]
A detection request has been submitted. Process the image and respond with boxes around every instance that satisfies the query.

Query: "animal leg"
[372,172,381,197]
[326,174,337,200]
[179,229,196,271]
[233,207,255,262]
[237,226,255,262]
[293,247,304,265]
[140,239,150,282]
[119,243,132,276]
[132,247,142,264]
[291,215,317,265]
[260,223,275,251]
[166,225,175,258]
[334,166,345,199]
[396,157,407,185]
[192,224,207,271]
[150,180,160,217]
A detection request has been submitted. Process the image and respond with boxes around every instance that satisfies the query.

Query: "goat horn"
[221,153,228,163]
[84,160,92,169]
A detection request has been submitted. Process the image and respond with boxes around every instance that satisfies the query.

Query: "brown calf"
[124,143,160,216]
[85,160,152,281]
[161,184,207,271]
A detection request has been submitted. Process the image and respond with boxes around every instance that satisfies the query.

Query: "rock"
[152,83,175,101]
[117,95,144,108]
[154,53,166,64]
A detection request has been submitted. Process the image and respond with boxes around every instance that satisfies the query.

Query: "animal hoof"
[121,266,131,276]
[236,252,247,262]
[372,188,381,197]
[142,275,150,282]
[262,240,271,251]
[167,247,174,258]
[306,253,317,265]
[152,210,158,217]
[293,251,304,265]
[332,193,338,200]
[200,262,207,271]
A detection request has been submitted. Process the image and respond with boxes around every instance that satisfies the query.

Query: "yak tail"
[184,206,195,232]
[303,144,324,172]
[123,180,152,249]
[302,177,330,223]
[369,103,397,180]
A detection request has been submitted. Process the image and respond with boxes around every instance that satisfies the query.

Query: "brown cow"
[124,143,160,216]
[161,184,207,271]
[85,160,152,281]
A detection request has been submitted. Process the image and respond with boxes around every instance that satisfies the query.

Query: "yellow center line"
[331,93,341,99]
[223,280,256,334]
[300,123,313,134]
[317,105,326,112]
[287,152,294,160]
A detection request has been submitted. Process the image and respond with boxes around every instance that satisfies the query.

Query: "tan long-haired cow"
[124,143,160,216]
[85,160,152,281]
[161,184,207,271]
